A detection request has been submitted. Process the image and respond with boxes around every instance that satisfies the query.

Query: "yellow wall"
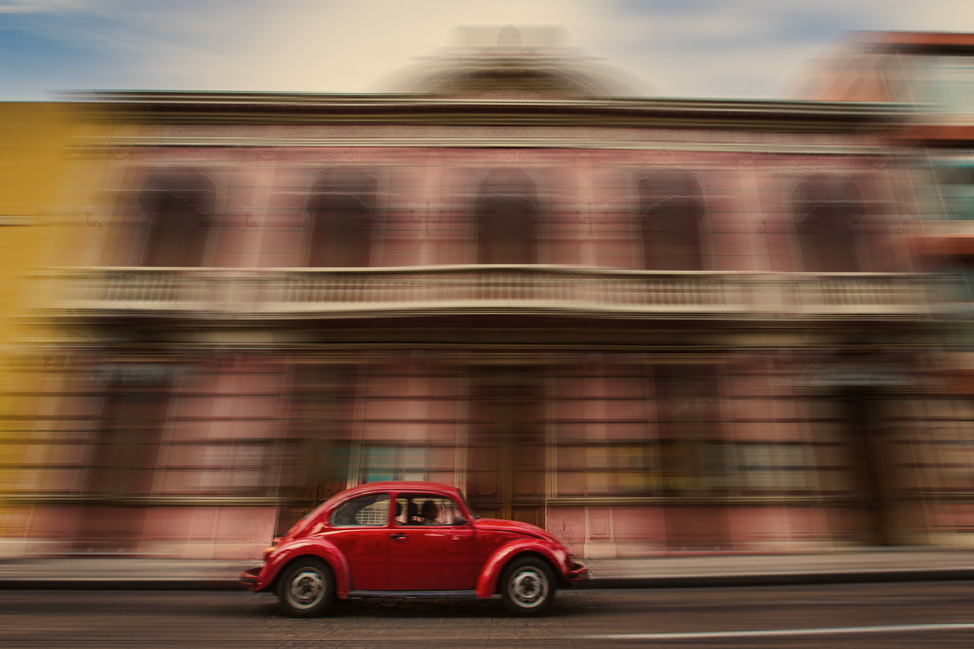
[0,103,77,547]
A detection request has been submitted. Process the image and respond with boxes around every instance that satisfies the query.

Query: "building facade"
[802,29,974,530]
[804,30,974,327]
[6,37,967,559]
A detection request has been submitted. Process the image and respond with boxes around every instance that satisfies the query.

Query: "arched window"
[475,168,539,265]
[792,174,865,272]
[138,167,215,267]
[936,165,974,221]
[307,167,377,267]
[638,171,705,271]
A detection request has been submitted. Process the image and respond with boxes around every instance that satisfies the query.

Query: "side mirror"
[453,515,469,526]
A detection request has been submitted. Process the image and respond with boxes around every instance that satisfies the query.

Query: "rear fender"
[258,539,352,599]
[475,539,564,599]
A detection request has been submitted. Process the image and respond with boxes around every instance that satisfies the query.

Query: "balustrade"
[41,266,941,319]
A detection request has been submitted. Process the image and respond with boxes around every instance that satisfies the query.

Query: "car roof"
[334,481,462,499]
[290,481,466,534]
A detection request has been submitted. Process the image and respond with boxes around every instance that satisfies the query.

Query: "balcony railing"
[37,266,942,320]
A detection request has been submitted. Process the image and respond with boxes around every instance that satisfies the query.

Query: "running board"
[348,590,479,599]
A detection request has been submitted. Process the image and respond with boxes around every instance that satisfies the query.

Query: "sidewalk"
[583,548,974,588]
[1,549,973,590]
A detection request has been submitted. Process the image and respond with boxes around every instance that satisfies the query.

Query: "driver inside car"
[420,499,440,525]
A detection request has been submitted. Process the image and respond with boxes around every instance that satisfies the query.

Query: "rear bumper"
[239,567,261,590]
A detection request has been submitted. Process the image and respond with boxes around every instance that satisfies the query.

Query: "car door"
[387,493,476,591]
[325,492,391,591]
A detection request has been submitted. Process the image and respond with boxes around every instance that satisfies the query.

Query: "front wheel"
[276,558,335,617]
[500,556,556,616]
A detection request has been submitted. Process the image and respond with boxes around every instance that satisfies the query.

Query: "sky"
[1,0,974,101]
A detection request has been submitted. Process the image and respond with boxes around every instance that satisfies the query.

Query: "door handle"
[390,533,407,541]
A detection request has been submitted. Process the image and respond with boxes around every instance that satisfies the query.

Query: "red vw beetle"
[240,481,586,616]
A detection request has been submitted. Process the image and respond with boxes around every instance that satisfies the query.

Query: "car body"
[240,481,586,616]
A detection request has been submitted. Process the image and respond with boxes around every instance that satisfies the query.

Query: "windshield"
[458,489,480,520]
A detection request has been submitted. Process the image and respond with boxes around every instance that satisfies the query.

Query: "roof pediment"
[378,25,647,99]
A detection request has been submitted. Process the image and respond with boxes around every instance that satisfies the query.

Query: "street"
[1,582,973,648]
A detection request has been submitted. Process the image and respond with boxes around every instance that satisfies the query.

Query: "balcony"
[37,266,943,322]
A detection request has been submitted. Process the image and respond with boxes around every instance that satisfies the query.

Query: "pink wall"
[85,141,912,274]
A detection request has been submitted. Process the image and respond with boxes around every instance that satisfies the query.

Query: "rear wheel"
[500,556,555,616]
[276,558,335,617]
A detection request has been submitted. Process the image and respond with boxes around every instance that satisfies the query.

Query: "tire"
[276,557,336,617]
[500,556,556,616]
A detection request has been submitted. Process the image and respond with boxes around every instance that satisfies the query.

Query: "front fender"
[475,539,568,599]
[256,538,352,599]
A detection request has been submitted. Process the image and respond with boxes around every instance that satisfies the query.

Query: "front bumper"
[566,559,587,583]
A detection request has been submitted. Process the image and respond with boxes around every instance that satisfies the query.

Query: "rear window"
[329,493,390,527]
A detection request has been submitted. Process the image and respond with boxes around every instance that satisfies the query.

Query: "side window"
[395,494,463,526]
[329,493,390,527]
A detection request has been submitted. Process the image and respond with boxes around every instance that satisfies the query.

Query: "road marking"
[583,622,974,641]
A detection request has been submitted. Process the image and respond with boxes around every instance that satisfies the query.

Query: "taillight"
[263,536,282,561]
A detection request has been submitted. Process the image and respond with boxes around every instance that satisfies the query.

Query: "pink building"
[8,32,964,559]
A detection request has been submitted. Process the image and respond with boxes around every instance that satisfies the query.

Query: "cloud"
[127,0,608,93]
[3,0,974,99]
[0,0,88,13]
[574,0,974,97]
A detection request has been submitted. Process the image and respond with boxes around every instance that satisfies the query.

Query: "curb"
[0,578,245,591]
[577,568,974,589]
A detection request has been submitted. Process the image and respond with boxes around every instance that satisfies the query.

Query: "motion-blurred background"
[2,5,974,561]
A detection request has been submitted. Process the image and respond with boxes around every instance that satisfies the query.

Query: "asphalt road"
[1,582,973,648]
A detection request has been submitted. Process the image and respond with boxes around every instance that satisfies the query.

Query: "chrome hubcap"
[287,569,325,609]
[511,568,547,608]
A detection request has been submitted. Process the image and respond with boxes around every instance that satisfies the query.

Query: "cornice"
[71,136,895,156]
[67,91,910,132]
